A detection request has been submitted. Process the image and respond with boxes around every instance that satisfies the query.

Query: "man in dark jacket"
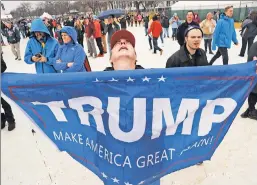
[239,10,257,57]
[161,15,170,38]
[104,15,120,54]
[166,26,208,166]
[118,16,127,30]
[1,52,16,131]
[143,15,149,36]
[3,21,21,60]
[100,19,107,53]
[65,16,75,27]
[177,11,199,46]
[241,41,257,120]
[166,26,209,68]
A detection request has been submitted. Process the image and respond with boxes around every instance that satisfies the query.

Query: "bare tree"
[109,1,114,9]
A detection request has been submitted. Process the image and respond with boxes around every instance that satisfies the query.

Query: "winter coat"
[104,22,120,42]
[200,19,216,35]
[166,44,209,68]
[104,65,144,71]
[4,26,20,44]
[85,21,95,38]
[247,41,257,94]
[1,53,7,73]
[212,13,238,50]
[193,14,201,24]
[148,20,163,38]
[24,18,59,74]
[74,25,84,41]
[100,20,106,35]
[119,17,127,29]
[53,26,86,73]
[241,22,257,40]
[161,16,170,28]
[65,20,74,27]
[93,20,102,38]
[170,16,180,29]
[144,16,149,28]
[177,21,199,46]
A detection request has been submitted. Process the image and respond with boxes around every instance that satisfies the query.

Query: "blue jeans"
[163,28,169,38]
[172,28,178,38]
[159,31,164,43]
[145,27,148,36]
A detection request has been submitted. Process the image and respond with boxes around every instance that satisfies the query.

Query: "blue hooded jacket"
[24,18,59,73]
[53,26,86,73]
[212,14,238,50]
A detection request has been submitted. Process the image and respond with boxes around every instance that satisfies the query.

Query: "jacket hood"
[220,13,231,20]
[31,18,50,35]
[60,26,78,44]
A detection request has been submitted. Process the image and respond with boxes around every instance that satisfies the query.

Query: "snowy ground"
[1,26,257,185]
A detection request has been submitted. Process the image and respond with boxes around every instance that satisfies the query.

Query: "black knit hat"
[184,25,203,37]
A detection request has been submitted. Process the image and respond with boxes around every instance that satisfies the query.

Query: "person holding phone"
[24,18,59,73]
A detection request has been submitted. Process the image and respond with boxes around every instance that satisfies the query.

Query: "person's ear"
[185,36,188,43]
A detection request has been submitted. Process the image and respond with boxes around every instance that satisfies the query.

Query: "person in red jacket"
[93,15,104,57]
[148,15,163,55]
[86,17,97,58]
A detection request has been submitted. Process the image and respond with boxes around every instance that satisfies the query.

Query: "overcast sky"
[1,1,38,13]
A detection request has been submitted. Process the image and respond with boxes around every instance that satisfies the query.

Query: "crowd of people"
[1,6,257,185]
[1,7,257,132]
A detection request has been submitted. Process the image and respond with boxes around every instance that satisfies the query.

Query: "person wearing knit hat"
[166,25,208,68]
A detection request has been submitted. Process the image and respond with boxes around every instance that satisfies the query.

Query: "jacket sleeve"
[166,55,178,68]
[15,27,21,42]
[212,20,222,50]
[65,47,86,72]
[148,22,153,34]
[176,25,184,46]
[104,24,109,34]
[46,42,59,65]
[115,23,120,31]
[53,47,68,71]
[91,23,96,36]
[1,55,7,73]
[24,40,34,64]
[232,24,238,44]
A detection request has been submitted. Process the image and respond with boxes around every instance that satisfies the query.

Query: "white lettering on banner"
[38,97,237,143]
[198,98,237,136]
[107,97,146,143]
[32,101,68,122]
[84,137,132,168]
[180,136,214,155]
[53,131,83,144]
[152,98,199,139]
[68,97,106,135]
[137,148,175,168]
[52,132,176,169]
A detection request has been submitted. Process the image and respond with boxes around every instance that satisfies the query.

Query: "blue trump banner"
[1,62,257,185]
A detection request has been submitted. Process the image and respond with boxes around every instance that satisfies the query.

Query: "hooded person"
[24,18,59,73]
[53,26,87,73]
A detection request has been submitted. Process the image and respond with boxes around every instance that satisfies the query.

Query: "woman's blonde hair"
[75,19,82,30]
